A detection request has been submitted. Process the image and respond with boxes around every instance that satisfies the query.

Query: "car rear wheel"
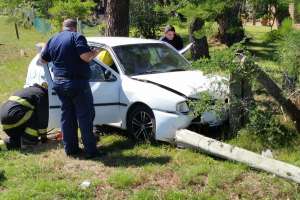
[127,105,156,142]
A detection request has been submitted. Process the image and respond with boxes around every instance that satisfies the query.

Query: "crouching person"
[0,83,49,150]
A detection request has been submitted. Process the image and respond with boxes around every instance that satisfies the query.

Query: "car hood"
[132,70,229,99]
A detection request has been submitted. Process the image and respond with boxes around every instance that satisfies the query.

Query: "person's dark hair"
[164,25,175,33]
[62,19,77,30]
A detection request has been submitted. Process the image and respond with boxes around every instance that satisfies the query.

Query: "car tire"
[127,105,156,142]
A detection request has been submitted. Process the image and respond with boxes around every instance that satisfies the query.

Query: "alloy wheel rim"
[131,111,154,140]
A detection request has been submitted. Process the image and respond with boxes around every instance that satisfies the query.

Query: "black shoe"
[66,148,84,157]
[85,150,106,159]
[4,138,21,150]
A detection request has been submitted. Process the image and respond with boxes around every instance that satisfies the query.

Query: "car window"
[94,48,120,74]
[113,43,190,76]
[89,61,106,82]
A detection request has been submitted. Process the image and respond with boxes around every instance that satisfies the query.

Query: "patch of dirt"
[95,185,130,200]
[135,169,180,190]
[187,174,208,193]
[225,172,296,200]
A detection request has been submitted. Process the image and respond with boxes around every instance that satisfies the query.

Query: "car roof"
[87,37,163,47]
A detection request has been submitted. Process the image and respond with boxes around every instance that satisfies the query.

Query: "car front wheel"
[127,105,156,142]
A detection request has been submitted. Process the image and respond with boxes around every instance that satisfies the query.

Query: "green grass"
[244,25,280,70]
[0,16,300,199]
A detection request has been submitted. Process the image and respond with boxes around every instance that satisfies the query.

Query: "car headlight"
[176,101,189,113]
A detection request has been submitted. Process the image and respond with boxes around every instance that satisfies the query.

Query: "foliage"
[192,44,256,79]
[130,0,168,38]
[159,0,246,46]
[192,42,299,147]
[0,16,300,198]
[265,17,293,42]
[32,0,55,18]
[188,91,226,119]
[48,0,95,30]
[0,0,34,28]
[278,29,300,79]
[247,107,296,148]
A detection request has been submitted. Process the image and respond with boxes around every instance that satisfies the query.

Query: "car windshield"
[113,43,191,76]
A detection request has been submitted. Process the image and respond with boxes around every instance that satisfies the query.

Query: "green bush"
[247,108,296,148]
[278,30,300,81]
[264,18,294,43]
[49,0,95,30]
[130,0,168,39]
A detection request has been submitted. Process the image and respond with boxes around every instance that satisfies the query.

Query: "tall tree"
[214,1,245,46]
[105,0,130,36]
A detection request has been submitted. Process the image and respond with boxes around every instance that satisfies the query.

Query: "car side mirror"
[104,69,116,81]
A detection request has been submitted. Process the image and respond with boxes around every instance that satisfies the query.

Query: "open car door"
[179,43,193,55]
[43,60,122,129]
[43,63,61,129]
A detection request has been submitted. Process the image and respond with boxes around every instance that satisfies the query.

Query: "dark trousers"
[53,80,97,155]
[1,106,39,150]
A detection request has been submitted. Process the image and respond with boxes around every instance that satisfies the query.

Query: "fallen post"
[175,129,300,184]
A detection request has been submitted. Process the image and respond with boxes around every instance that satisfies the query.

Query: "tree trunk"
[252,6,257,25]
[105,0,130,36]
[255,67,300,133]
[216,2,244,46]
[189,17,209,60]
[229,71,253,136]
[274,4,290,27]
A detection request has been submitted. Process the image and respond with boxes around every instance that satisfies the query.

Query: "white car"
[25,37,228,142]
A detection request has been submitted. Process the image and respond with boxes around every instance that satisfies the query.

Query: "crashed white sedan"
[25,37,228,142]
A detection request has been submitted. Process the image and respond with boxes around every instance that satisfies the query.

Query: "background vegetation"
[0,0,300,199]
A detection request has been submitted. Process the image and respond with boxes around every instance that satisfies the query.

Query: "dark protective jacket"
[160,34,184,51]
[0,85,49,137]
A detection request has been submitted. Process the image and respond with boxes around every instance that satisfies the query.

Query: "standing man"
[0,84,49,150]
[160,25,184,51]
[40,19,101,158]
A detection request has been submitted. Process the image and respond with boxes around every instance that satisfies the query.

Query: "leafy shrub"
[130,0,168,39]
[264,30,282,43]
[278,30,300,81]
[264,18,293,43]
[49,0,95,30]
[247,108,296,148]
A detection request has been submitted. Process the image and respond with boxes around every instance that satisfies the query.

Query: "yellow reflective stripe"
[25,127,39,137]
[0,140,7,151]
[38,129,47,134]
[1,110,33,130]
[8,96,34,110]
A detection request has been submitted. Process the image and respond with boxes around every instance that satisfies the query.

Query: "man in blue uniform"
[40,19,101,158]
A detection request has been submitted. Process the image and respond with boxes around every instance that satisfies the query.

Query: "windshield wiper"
[135,70,162,75]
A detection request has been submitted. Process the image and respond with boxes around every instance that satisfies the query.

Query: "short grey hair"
[62,19,77,31]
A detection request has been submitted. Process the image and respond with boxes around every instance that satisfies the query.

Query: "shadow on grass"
[0,169,7,185]
[98,131,171,167]
[21,140,63,155]
[246,41,277,61]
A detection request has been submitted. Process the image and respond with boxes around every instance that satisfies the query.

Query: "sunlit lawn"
[0,17,299,199]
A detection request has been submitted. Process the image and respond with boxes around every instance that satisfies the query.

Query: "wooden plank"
[175,129,300,184]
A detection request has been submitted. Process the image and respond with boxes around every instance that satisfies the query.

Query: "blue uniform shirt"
[41,31,91,80]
